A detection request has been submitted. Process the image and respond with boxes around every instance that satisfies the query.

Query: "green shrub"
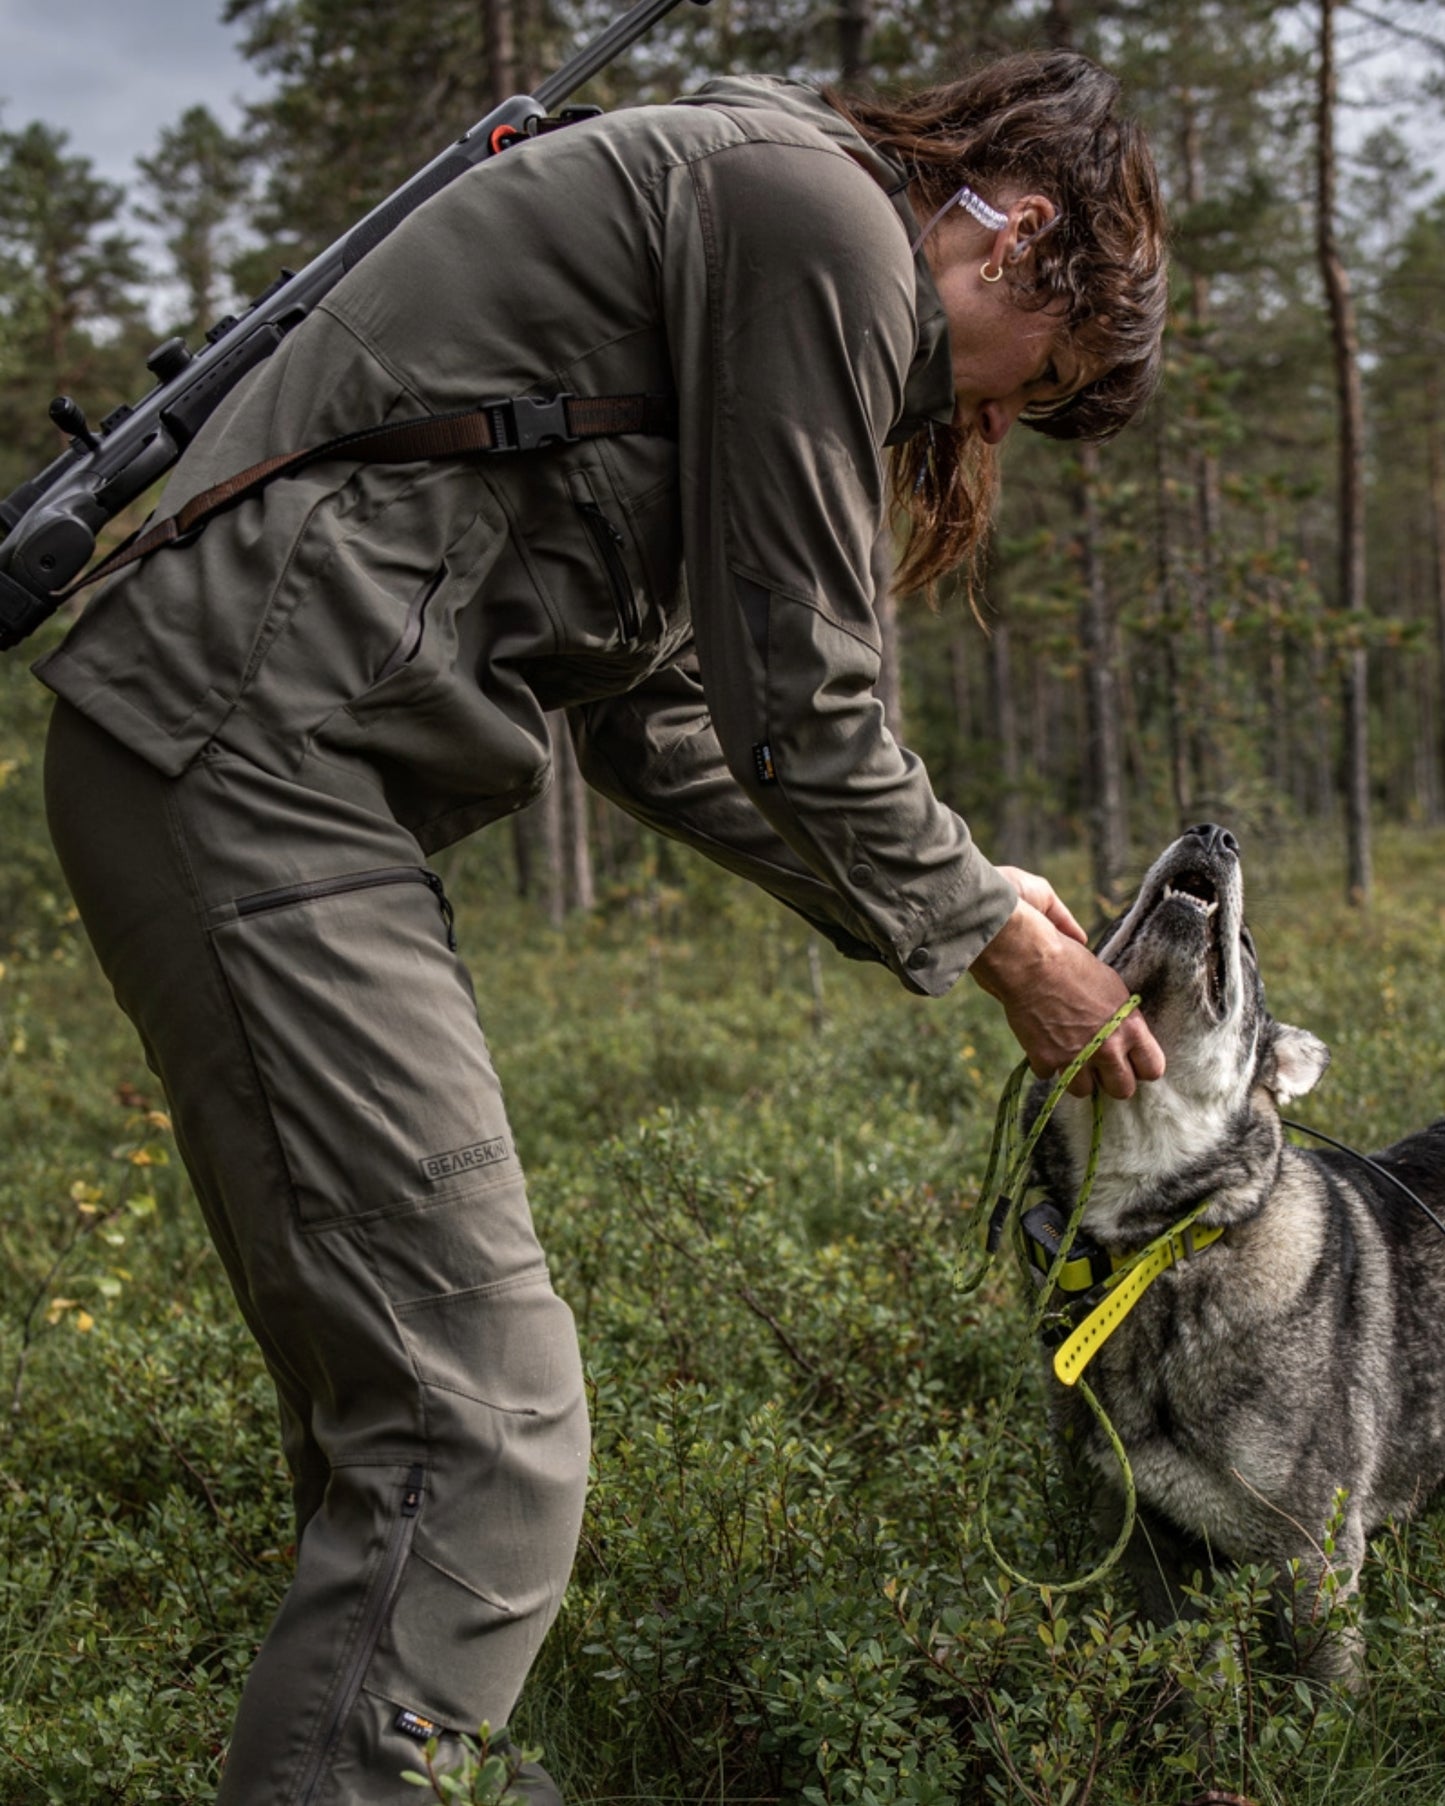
[4,642,1445,1803]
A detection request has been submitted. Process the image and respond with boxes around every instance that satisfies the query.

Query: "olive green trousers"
[45,700,587,1805]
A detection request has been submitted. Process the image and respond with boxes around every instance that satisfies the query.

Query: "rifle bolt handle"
[49,396,100,452]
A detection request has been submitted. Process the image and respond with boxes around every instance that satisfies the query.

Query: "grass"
[2,644,1444,1802]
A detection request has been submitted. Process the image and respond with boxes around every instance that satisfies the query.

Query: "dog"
[1029,822,1445,1682]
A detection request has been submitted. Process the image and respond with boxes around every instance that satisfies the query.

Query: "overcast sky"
[0,0,272,189]
[2,2,1440,207]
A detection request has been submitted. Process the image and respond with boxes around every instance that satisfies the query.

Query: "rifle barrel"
[537,0,706,110]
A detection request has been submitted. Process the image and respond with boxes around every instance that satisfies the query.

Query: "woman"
[38,49,1167,1805]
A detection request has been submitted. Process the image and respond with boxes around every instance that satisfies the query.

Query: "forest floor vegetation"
[1,647,1443,1804]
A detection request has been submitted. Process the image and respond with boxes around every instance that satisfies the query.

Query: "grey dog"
[1031,823,1445,1682]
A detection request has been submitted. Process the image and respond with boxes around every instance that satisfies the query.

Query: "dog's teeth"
[1163,881,1215,916]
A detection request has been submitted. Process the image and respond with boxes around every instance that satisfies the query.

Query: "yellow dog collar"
[1049,1212,1224,1387]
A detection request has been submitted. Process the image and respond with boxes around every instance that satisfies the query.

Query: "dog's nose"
[1186,822,1239,858]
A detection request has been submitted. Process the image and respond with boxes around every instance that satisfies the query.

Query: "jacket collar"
[679,76,956,443]
[880,174,956,445]
[831,128,956,444]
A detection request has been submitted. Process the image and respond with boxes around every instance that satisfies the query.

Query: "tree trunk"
[1414,654,1439,824]
[556,717,595,912]
[538,763,566,929]
[1077,443,1130,906]
[1152,409,1192,827]
[1180,88,1226,810]
[1307,632,1337,824]
[511,811,535,900]
[1317,0,1371,905]
[988,604,1030,864]
[483,0,518,106]
[1044,0,1126,898]
[1261,517,1292,829]
[837,0,871,83]
[1427,365,1445,820]
[517,715,592,926]
[948,629,973,750]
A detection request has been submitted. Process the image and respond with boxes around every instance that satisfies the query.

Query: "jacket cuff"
[885,859,1020,998]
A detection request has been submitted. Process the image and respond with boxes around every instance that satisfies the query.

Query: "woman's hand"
[970,870,1166,1099]
[993,864,1090,947]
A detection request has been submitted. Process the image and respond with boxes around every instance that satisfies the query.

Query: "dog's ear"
[1263,1022,1331,1104]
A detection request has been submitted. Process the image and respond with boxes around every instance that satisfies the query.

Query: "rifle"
[0,0,710,652]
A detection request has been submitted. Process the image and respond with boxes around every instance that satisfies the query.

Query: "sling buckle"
[486,393,576,452]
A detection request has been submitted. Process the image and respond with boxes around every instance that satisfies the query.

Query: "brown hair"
[829,51,1169,595]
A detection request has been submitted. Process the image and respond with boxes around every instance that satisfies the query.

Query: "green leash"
[956,998,1144,1596]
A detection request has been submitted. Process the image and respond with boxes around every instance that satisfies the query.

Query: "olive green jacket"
[37,76,1019,995]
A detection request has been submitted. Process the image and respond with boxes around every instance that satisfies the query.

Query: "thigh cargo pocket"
[209,866,521,1230]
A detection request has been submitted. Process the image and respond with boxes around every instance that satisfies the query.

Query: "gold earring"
[980,260,1005,283]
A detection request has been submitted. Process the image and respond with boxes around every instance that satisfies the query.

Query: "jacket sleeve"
[654,131,1019,996]
[569,644,895,969]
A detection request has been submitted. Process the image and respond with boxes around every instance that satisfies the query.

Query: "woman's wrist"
[968,895,1052,1000]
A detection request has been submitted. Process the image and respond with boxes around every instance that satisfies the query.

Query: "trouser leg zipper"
[296,1464,426,1806]
[233,866,457,951]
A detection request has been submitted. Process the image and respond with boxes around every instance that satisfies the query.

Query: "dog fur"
[1032,824,1445,1681]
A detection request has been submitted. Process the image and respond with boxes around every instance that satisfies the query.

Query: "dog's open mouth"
[1156,865,1229,1014]
[1103,835,1243,1024]
[1161,869,1219,920]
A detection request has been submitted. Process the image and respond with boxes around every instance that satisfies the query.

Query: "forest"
[1,1,1444,1803]
[1,0,1443,908]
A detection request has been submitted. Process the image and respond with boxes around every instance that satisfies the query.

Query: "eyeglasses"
[910,181,1010,253]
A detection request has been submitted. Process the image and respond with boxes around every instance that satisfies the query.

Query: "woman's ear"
[996,194,1059,268]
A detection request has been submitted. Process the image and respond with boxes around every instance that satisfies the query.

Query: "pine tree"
[135,106,253,341]
[1370,195,1445,820]
[222,0,511,274]
[1316,0,1372,903]
[0,119,146,490]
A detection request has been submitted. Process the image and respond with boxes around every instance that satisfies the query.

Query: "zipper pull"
[421,872,457,951]
[402,1465,425,1516]
[577,499,623,546]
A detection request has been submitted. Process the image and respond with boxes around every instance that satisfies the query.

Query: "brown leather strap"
[62,390,674,599]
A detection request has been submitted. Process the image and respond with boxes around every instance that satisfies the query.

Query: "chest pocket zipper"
[575,499,641,642]
[233,866,457,951]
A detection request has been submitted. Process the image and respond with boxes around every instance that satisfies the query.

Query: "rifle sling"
[59,390,674,600]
